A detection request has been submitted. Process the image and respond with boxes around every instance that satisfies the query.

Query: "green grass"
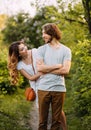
[64,84,86,130]
[0,84,88,130]
[0,88,33,130]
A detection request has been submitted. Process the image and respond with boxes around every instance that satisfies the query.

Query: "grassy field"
[0,88,32,130]
[0,84,85,130]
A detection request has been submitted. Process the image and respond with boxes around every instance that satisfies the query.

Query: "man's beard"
[46,37,53,43]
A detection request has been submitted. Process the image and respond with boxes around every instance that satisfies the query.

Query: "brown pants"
[38,90,67,130]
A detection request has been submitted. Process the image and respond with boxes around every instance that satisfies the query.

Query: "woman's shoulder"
[17,61,22,66]
[17,61,23,70]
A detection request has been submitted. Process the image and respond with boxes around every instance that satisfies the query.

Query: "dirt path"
[29,102,39,130]
[29,102,51,130]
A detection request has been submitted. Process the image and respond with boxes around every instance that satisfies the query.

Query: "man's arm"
[51,60,71,75]
[36,59,62,73]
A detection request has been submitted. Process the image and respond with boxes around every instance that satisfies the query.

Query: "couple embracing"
[8,23,72,130]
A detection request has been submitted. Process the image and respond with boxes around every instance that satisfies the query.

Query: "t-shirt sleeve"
[17,62,23,70]
[32,48,38,73]
[63,48,72,62]
[37,45,46,60]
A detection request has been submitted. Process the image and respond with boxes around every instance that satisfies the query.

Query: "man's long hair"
[42,23,61,42]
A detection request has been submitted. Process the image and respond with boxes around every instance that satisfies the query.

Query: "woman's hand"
[37,72,44,76]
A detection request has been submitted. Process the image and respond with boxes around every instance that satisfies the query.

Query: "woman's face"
[42,29,51,43]
[18,43,28,56]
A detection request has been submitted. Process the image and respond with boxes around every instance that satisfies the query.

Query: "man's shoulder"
[60,43,71,52]
[38,44,48,51]
[38,44,48,48]
[32,48,37,54]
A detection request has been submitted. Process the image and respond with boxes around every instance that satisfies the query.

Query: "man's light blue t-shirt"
[37,43,72,92]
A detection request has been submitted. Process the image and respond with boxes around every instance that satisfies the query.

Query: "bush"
[71,39,91,129]
[0,60,17,94]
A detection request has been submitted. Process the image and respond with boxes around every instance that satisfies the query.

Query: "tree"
[2,4,88,48]
[56,0,91,36]
[2,12,31,44]
[82,0,91,34]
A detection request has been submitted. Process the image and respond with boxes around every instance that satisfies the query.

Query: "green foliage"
[0,89,32,130]
[71,39,91,129]
[59,3,89,47]
[2,12,31,44]
[0,44,16,94]
[2,3,89,49]
[0,2,91,129]
[0,57,17,94]
[0,14,7,29]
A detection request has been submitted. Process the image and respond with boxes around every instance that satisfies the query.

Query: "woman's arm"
[19,69,41,81]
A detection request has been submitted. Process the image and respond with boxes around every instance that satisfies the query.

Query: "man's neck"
[49,38,60,46]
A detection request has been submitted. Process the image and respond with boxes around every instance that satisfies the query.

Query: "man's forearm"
[51,67,69,75]
[51,61,71,75]
[37,64,62,73]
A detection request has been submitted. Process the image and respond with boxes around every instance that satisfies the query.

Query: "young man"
[37,23,72,130]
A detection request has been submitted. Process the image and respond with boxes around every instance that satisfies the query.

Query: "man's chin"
[44,40,48,44]
[43,39,50,43]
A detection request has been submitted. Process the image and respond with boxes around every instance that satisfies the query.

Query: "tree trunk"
[82,0,91,34]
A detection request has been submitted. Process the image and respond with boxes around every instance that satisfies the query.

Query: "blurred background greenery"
[0,0,91,130]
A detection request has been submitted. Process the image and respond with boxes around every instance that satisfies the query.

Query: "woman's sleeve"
[17,62,23,70]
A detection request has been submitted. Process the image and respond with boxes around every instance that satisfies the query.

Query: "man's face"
[42,29,51,43]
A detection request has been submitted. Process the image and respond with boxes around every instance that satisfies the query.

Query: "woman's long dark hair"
[8,41,23,85]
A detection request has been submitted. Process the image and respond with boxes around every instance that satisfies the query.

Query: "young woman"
[8,41,42,106]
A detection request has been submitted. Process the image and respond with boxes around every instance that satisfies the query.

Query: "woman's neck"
[21,51,29,60]
[22,54,28,60]
[21,50,32,65]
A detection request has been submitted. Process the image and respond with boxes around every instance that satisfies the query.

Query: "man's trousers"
[38,90,67,130]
